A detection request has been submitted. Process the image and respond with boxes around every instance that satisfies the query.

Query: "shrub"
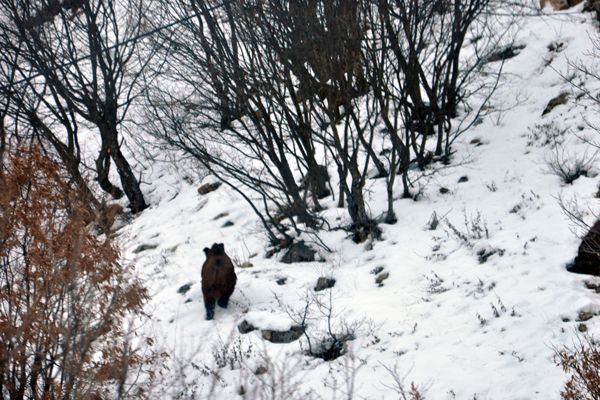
[0,148,149,399]
[546,143,597,184]
[444,210,489,248]
[555,335,600,400]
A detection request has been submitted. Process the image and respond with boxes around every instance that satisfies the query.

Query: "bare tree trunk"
[384,148,398,224]
[0,116,5,165]
[99,123,147,213]
[95,139,124,200]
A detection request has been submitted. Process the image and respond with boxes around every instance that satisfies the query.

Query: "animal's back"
[202,254,236,295]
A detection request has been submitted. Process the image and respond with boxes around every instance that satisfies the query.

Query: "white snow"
[115,4,600,399]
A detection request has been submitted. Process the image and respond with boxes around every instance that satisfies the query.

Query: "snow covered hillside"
[117,4,600,400]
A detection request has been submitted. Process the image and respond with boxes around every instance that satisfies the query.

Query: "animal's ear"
[218,243,224,251]
[203,247,210,256]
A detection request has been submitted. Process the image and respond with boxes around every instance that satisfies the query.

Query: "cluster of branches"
[142,0,505,245]
[0,147,152,399]
[0,0,151,216]
[0,0,508,246]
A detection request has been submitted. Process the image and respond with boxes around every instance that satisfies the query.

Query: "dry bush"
[545,142,597,185]
[380,362,427,400]
[555,335,600,400]
[0,147,151,399]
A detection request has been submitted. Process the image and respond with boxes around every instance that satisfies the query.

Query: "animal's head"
[203,243,225,257]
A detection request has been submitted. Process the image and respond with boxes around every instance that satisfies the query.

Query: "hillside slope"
[118,5,600,399]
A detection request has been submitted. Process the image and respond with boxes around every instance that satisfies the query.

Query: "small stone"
[578,323,588,333]
[177,283,192,295]
[132,243,158,254]
[254,366,268,375]
[376,272,390,285]
[370,266,384,275]
[184,298,192,304]
[213,212,229,220]
[197,182,222,195]
[239,262,253,268]
[238,320,257,334]
[485,44,526,63]
[276,277,287,285]
[584,281,600,293]
[314,277,336,291]
[261,326,304,343]
[578,311,594,322]
[222,220,234,228]
[458,176,469,183]
[439,187,450,194]
[542,92,569,116]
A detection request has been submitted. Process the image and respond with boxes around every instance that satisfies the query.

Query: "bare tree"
[0,0,151,212]
[372,0,501,167]
[255,0,382,241]
[0,40,102,212]
[142,0,506,244]
[142,0,336,244]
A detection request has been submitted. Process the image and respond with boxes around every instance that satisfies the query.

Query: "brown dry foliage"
[0,147,150,399]
[555,335,600,400]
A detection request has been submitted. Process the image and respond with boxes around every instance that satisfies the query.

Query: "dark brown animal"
[201,243,237,320]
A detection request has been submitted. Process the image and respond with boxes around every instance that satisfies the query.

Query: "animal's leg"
[204,297,216,320]
[217,297,229,309]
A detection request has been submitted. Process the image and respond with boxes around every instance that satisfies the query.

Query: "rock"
[578,311,594,322]
[213,212,229,220]
[261,326,304,343]
[376,272,390,286]
[370,266,384,275]
[314,277,336,291]
[177,283,192,295]
[132,243,158,254]
[578,323,588,333]
[541,0,583,10]
[311,334,355,361]
[276,277,287,285]
[458,176,469,183]
[485,44,526,63]
[197,182,222,195]
[238,320,257,334]
[281,241,316,264]
[254,366,268,375]
[584,281,600,293]
[239,262,253,268]
[439,187,450,194]
[222,220,234,228]
[542,92,569,116]
[568,220,600,276]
